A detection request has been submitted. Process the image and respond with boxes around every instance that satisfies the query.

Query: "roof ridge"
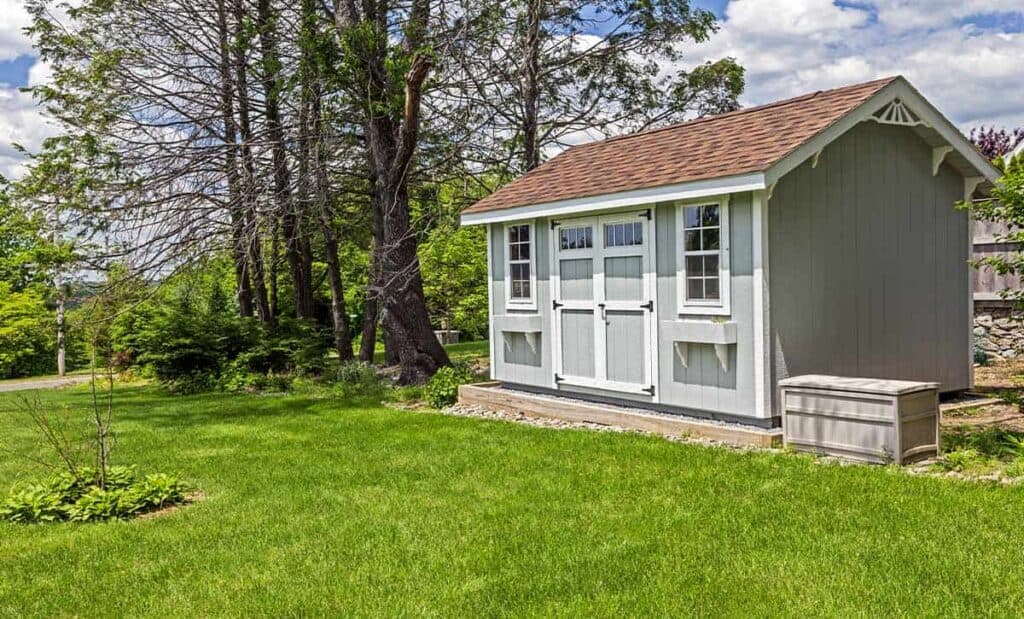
[572,75,901,151]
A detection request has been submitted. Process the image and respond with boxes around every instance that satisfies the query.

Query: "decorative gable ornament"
[871,99,928,128]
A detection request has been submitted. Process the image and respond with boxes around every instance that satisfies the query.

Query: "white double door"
[552,210,655,396]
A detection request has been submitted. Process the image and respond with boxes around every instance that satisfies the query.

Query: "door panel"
[605,310,645,384]
[559,258,594,300]
[604,256,643,301]
[560,309,595,378]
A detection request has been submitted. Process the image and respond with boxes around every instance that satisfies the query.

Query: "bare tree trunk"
[256,0,314,320]
[521,0,542,171]
[231,0,271,324]
[55,294,66,377]
[359,297,378,362]
[269,217,280,320]
[335,0,449,382]
[376,179,449,382]
[359,228,381,363]
[216,0,253,318]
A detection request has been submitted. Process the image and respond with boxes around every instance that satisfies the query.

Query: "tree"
[461,0,744,175]
[971,126,1024,161]
[333,0,454,383]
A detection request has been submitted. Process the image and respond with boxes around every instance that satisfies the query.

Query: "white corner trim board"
[460,173,766,226]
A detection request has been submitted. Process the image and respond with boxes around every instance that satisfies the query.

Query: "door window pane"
[604,222,644,248]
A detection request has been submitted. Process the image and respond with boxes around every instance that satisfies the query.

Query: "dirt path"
[0,375,93,393]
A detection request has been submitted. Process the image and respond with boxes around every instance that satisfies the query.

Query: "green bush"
[0,283,56,378]
[1,467,191,524]
[425,364,475,409]
[334,361,385,398]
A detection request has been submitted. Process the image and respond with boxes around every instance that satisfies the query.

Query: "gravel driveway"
[0,375,93,393]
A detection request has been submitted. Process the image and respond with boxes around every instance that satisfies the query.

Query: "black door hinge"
[641,300,654,312]
[639,208,652,220]
[553,300,564,310]
[550,220,561,230]
[643,385,655,396]
[554,374,564,384]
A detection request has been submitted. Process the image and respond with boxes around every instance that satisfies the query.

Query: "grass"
[3,385,1024,616]
[369,339,490,366]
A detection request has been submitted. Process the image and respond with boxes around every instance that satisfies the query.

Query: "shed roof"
[462,76,999,224]
[464,78,897,216]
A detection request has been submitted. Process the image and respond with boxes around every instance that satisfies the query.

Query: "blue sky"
[1,0,1023,178]
[0,54,32,87]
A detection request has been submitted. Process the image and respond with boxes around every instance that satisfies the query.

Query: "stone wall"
[975,302,1024,360]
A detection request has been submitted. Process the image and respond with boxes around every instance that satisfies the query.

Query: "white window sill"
[506,301,538,312]
[678,304,730,316]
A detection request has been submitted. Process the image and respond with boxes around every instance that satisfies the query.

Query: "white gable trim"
[460,173,766,226]
[765,78,1001,187]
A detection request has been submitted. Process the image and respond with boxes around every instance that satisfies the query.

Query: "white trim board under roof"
[461,173,766,226]
[461,77,1000,227]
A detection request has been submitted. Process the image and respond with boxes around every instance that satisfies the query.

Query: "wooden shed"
[461,76,1000,427]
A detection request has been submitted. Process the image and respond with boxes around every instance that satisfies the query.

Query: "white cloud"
[681,0,1024,131]
[726,0,869,37]
[872,0,1024,32]
[0,0,33,61]
[0,0,57,180]
[0,83,56,179]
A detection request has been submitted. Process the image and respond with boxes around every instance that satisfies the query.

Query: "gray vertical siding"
[656,195,757,417]
[768,120,970,411]
[490,199,759,418]
[490,222,552,386]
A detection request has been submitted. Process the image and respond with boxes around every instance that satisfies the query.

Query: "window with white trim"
[506,223,534,306]
[677,201,730,315]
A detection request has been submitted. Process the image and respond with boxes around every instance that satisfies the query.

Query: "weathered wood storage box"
[779,375,940,464]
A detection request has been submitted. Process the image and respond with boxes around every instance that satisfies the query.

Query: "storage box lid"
[778,374,939,396]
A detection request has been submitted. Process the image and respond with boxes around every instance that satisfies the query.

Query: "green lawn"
[2,384,1024,616]
[369,338,490,366]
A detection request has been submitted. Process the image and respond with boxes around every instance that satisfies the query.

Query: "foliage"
[940,425,1024,473]
[419,222,488,339]
[931,448,992,473]
[466,0,744,175]
[326,360,386,400]
[425,364,476,408]
[0,186,52,291]
[965,165,1024,303]
[1,466,190,524]
[108,262,334,392]
[0,283,57,378]
[970,126,1024,161]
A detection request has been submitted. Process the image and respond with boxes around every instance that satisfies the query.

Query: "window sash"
[678,202,729,312]
[507,224,534,304]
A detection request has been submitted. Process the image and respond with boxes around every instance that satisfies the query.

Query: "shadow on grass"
[0,383,395,432]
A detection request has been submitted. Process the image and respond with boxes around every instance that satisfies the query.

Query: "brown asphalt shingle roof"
[464,77,899,215]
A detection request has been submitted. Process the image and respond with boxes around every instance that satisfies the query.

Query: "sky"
[0,0,1022,179]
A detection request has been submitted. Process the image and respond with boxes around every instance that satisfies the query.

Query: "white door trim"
[551,210,657,396]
